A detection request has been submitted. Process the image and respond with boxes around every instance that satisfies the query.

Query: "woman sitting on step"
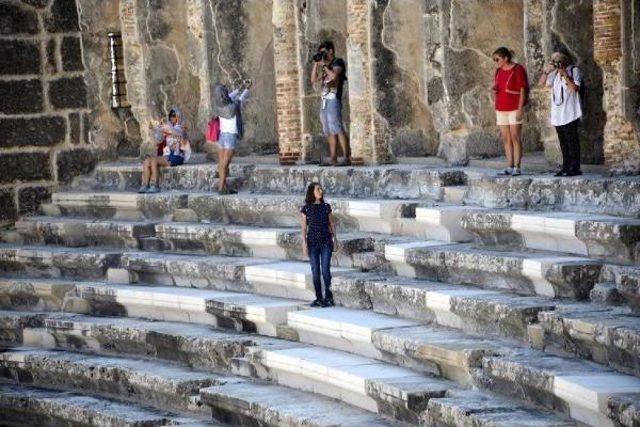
[300,183,337,307]
[138,106,191,193]
[213,80,251,195]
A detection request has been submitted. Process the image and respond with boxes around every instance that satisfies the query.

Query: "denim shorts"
[218,132,238,150]
[319,98,344,136]
[166,153,184,167]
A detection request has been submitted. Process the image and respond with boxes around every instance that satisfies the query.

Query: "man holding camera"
[538,51,583,176]
[311,41,351,166]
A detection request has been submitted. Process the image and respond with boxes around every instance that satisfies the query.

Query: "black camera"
[552,61,562,69]
[312,50,328,62]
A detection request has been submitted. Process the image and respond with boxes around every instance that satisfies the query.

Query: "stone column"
[119,0,153,154]
[346,0,392,165]
[272,0,305,165]
[523,0,558,165]
[594,0,640,174]
[186,0,213,139]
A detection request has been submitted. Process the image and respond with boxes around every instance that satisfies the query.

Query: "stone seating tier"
[2,161,640,426]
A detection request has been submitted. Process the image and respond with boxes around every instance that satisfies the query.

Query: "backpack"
[567,66,587,111]
[494,64,529,107]
[205,116,220,143]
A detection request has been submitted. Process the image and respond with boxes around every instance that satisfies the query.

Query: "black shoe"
[566,170,583,176]
[554,169,568,177]
[323,297,335,307]
[310,299,323,307]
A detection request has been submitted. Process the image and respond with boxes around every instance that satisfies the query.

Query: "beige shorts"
[496,110,523,126]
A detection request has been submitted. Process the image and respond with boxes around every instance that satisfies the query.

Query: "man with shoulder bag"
[538,51,584,176]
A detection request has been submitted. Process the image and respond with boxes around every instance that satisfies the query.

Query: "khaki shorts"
[496,110,523,126]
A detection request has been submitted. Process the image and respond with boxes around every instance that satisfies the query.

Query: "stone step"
[200,378,398,426]
[0,311,269,371]
[441,185,468,204]
[247,344,454,424]
[3,278,305,337]
[187,193,425,234]
[94,161,250,191]
[424,391,575,426]
[0,383,210,427]
[0,244,121,280]
[462,209,640,264]
[462,172,640,218]
[12,217,374,266]
[0,311,456,425]
[414,205,483,242]
[384,241,603,299]
[286,306,503,385]
[50,191,189,220]
[16,216,156,248]
[601,264,640,313]
[0,311,592,426]
[243,261,354,300]
[331,274,556,342]
[0,347,221,414]
[120,251,354,300]
[243,164,465,200]
[152,222,373,266]
[480,349,640,427]
[536,304,640,378]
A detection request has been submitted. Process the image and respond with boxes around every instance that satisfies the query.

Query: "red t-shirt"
[494,64,528,111]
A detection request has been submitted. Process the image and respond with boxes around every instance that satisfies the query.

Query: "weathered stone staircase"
[2,157,640,426]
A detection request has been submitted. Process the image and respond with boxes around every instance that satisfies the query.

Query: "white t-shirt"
[217,88,249,134]
[219,116,237,134]
[547,66,582,126]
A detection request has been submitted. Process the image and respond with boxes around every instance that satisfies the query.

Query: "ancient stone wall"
[0,0,104,224]
[594,0,640,175]
[431,0,541,164]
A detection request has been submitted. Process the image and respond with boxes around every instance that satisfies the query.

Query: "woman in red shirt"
[493,47,529,176]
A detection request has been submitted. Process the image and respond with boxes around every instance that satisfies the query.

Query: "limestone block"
[0,383,200,427]
[0,348,219,414]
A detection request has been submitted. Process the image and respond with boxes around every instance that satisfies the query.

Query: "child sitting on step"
[139,106,191,193]
[300,183,337,307]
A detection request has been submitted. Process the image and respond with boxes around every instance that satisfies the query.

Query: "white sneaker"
[512,167,521,176]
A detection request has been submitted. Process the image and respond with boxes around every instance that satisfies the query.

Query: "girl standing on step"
[300,183,338,307]
[213,80,251,195]
[492,47,529,176]
[139,106,191,193]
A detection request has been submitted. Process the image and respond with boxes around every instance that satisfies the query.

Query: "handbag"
[205,117,220,143]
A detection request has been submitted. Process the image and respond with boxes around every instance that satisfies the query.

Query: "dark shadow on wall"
[549,0,605,164]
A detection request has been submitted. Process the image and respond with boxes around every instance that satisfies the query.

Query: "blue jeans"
[308,241,333,301]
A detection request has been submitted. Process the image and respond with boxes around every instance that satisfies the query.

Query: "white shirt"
[219,116,238,134]
[218,88,249,134]
[547,66,582,126]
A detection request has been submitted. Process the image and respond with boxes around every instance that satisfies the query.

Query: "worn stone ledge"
[0,244,121,279]
[51,191,189,220]
[0,347,221,414]
[384,241,603,299]
[463,173,640,218]
[462,210,640,264]
[332,274,556,342]
[0,383,204,427]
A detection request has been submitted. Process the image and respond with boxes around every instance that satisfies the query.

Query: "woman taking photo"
[300,183,337,307]
[213,80,251,195]
[492,47,529,176]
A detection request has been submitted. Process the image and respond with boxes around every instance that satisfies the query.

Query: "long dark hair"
[305,183,324,205]
[493,46,513,62]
